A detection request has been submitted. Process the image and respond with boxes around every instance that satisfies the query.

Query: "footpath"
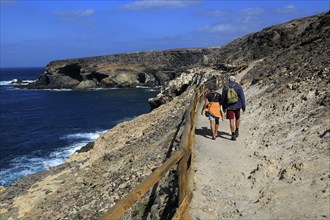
[190,102,259,219]
[189,59,330,219]
[190,62,262,219]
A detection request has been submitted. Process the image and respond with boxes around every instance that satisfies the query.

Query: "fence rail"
[100,83,209,220]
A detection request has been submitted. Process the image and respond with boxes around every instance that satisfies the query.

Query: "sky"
[0,0,329,67]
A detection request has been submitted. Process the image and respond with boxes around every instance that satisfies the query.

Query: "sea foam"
[0,80,17,86]
[0,79,36,86]
[0,130,106,186]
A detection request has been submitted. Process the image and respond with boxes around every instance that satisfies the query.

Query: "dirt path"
[190,61,262,219]
[190,101,261,219]
[189,58,330,219]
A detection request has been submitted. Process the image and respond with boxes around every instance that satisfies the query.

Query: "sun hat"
[229,76,236,82]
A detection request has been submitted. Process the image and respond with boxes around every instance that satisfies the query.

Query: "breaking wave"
[0,130,106,186]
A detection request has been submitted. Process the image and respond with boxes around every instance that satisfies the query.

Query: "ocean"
[0,67,158,186]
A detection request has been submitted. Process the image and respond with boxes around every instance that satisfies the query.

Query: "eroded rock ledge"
[24,49,213,90]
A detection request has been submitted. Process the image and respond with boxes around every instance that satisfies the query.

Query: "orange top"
[207,102,222,118]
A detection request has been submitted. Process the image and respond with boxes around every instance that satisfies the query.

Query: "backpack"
[225,83,238,104]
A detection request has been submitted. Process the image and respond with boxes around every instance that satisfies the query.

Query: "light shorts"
[208,114,215,120]
[208,114,219,125]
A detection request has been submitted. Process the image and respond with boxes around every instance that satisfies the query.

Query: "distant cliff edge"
[24,49,214,90]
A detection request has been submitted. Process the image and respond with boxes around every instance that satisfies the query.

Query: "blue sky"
[0,0,329,67]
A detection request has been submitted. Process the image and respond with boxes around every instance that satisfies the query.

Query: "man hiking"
[221,76,246,141]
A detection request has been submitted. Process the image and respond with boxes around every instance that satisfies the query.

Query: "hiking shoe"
[235,130,239,138]
[231,135,237,141]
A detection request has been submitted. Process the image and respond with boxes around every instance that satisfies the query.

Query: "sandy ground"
[190,102,260,219]
[189,61,330,219]
[190,94,330,220]
[190,62,263,219]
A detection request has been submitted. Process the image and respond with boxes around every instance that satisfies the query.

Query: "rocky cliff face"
[24,49,212,90]
[208,11,329,66]
[1,12,329,220]
[150,12,329,109]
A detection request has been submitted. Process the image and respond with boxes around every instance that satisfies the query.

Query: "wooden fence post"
[99,83,206,220]
[100,149,186,220]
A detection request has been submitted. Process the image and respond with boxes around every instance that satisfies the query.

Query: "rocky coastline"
[1,12,329,219]
[21,49,212,90]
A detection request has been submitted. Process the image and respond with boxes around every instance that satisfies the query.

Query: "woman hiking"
[201,82,223,140]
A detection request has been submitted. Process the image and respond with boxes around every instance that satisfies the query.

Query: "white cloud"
[200,9,229,17]
[79,9,95,17]
[200,24,239,33]
[54,8,95,19]
[241,7,265,15]
[275,5,296,14]
[120,0,200,11]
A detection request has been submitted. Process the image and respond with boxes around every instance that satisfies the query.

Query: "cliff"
[24,49,212,90]
[1,12,329,219]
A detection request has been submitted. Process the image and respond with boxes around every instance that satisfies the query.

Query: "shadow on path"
[218,131,231,140]
[195,127,212,139]
[195,127,231,140]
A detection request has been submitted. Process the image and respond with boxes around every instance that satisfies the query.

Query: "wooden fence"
[100,84,208,220]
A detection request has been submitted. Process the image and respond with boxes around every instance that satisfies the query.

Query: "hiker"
[201,82,223,140]
[221,76,246,141]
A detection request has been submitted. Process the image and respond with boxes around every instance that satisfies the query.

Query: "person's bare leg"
[230,119,236,140]
[215,124,219,138]
[235,118,240,137]
[229,119,235,133]
[210,120,216,139]
[235,118,240,130]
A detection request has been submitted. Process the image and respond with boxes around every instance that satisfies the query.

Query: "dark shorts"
[226,109,240,120]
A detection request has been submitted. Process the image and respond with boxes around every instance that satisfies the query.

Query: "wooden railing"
[100,83,209,220]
